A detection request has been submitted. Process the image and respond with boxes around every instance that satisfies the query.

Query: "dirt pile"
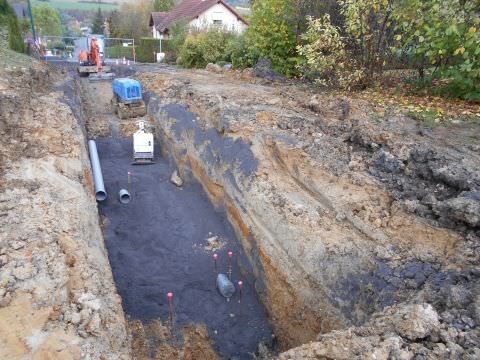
[0,65,129,358]
[279,301,480,359]
[138,68,480,355]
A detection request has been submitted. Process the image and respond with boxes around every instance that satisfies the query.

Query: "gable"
[150,0,248,33]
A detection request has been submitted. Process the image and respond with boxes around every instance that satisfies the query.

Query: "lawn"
[31,0,119,11]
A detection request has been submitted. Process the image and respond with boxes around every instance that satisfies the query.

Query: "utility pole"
[27,0,37,42]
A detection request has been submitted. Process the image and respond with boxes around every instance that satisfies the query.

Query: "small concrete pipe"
[118,189,131,204]
[88,140,107,202]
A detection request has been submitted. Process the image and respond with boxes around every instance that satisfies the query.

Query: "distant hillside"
[6,0,249,14]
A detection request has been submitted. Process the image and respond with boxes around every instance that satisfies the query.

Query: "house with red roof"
[149,0,249,39]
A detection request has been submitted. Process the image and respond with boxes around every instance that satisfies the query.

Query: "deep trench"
[76,75,274,358]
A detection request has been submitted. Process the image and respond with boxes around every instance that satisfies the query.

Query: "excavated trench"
[97,137,273,358]
[66,64,480,358]
[73,73,274,359]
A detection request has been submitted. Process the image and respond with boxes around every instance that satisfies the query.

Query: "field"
[27,0,249,12]
[31,0,119,11]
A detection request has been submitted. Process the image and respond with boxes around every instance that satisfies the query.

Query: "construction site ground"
[97,137,272,359]
[1,50,480,360]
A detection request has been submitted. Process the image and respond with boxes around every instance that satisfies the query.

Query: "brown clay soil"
[0,63,129,358]
[137,64,480,358]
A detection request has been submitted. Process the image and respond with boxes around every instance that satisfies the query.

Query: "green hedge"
[178,30,234,68]
[105,37,177,63]
[105,45,136,60]
[136,37,174,63]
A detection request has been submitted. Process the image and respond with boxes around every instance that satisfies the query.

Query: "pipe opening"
[119,189,131,204]
[96,191,107,202]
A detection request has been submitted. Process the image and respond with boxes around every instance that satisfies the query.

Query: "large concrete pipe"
[118,189,131,204]
[88,140,107,201]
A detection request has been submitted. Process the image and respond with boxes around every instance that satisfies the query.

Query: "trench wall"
[0,67,130,359]
[146,88,471,351]
[147,98,343,348]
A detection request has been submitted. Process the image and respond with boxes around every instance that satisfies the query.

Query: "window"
[213,19,223,26]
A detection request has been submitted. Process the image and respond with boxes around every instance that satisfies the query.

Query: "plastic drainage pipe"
[88,140,107,202]
[118,189,131,204]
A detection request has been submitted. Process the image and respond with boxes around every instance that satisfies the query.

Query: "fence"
[36,36,176,64]
[38,36,136,63]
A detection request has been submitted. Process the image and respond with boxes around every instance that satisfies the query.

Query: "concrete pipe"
[87,140,107,202]
[118,189,131,204]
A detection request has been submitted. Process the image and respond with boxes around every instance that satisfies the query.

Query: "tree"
[8,14,25,52]
[246,0,298,75]
[339,0,395,76]
[153,0,175,12]
[393,0,480,100]
[32,4,62,36]
[92,8,103,35]
[108,0,153,41]
[297,14,367,89]
[0,0,15,25]
[292,0,342,36]
[108,10,121,38]
[20,18,31,36]
[0,0,24,52]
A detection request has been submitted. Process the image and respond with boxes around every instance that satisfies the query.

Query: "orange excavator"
[78,36,111,77]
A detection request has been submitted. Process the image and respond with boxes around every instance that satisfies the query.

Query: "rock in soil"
[170,169,184,187]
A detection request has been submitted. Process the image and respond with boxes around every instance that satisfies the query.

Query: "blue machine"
[111,78,146,119]
[112,78,143,103]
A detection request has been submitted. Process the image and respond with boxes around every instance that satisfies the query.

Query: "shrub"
[177,29,233,68]
[297,14,366,89]
[225,34,258,69]
[245,0,298,76]
[1,0,24,53]
[393,0,480,100]
[0,0,14,25]
[136,37,161,62]
[166,20,189,63]
[106,45,137,60]
[8,14,25,53]
[339,0,395,76]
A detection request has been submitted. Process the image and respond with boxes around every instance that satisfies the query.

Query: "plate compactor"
[132,121,154,164]
[111,78,147,119]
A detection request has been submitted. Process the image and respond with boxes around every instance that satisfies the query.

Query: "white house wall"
[152,27,168,39]
[189,3,247,34]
